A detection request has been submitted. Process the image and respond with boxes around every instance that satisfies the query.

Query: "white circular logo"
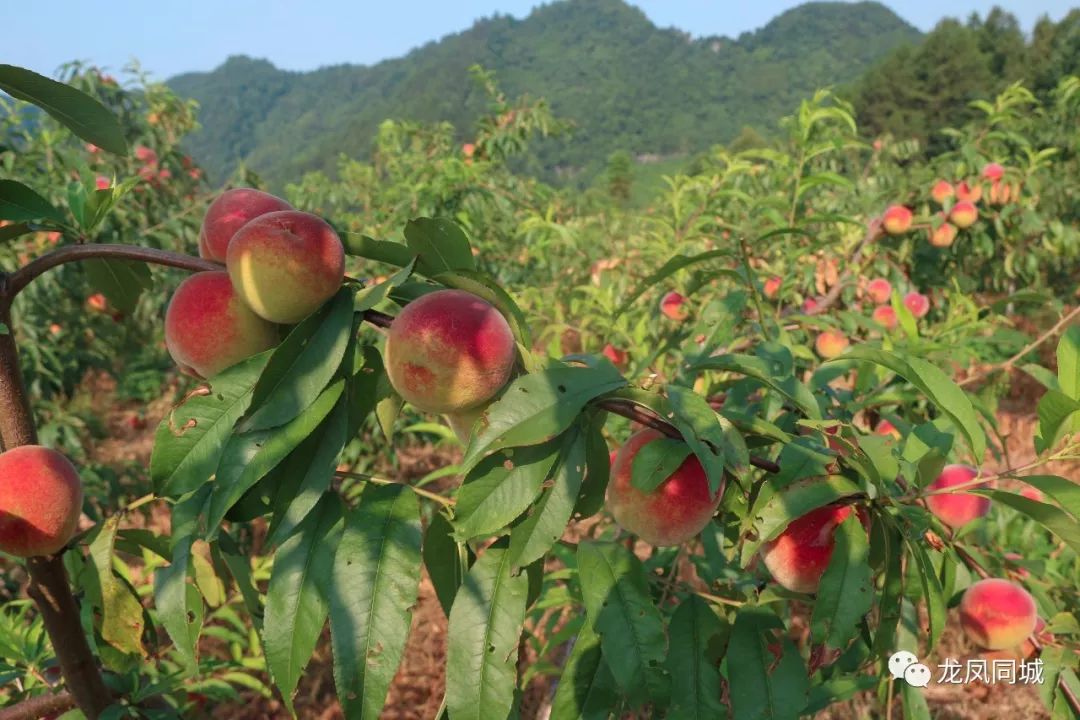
[904,663,932,688]
[888,650,919,680]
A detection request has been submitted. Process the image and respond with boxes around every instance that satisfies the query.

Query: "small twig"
[959,304,1080,388]
[805,220,883,317]
[334,470,455,507]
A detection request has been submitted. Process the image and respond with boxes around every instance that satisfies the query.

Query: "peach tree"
[0,64,1078,720]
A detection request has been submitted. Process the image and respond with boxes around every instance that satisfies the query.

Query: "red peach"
[925,464,990,529]
[86,293,107,313]
[903,292,930,318]
[602,343,628,367]
[0,446,83,557]
[660,291,689,321]
[226,210,345,323]
[930,221,958,248]
[866,278,891,304]
[802,297,821,314]
[134,145,158,165]
[875,419,901,439]
[384,289,516,414]
[198,188,293,262]
[959,578,1038,650]
[955,181,982,203]
[815,330,849,359]
[988,181,1014,206]
[760,503,867,593]
[872,306,898,330]
[931,180,954,205]
[48,323,62,336]
[1019,486,1044,503]
[463,143,476,158]
[763,276,781,299]
[949,201,978,229]
[982,163,1005,182]
[164,271,279,378]
[95,176,111,190]
[882,205,912,235]
[605,429,721,546]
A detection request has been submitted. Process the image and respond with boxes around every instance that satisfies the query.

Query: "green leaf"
[577,541,669,707]
[1011,475,1080,521]
[666,595,727,720]
[454,440,562,541]
[354,259,415,312]
[151,352,269,497]
[0,64,127,154]
[810,514,873,649]
[88,514,146,658]
[329,483,422,720]
[153,536,203,670]
[831,348,985,459]
[976,489,1080,555]
[575,412,611,519]
[630,436,691,492]
[688,353,821,419]
[508,428,586,567]
[901,682,930,720]
[727,606,809,720]
[82,258,152,315]
[264,494,343,715]
[871,524,905,657]
[403,217,476,276]
[1035,390,1080,454]
[1060,325,1080,399]
[461,363,626,473]
[267,397,350,547]
[906,541,945,648]
[423,512,469,617]
[550,622,618,720]
[742,476,862,565]
[0,221,34,244]
[446,546,528,720]
[243,288,353,432]
[433,269,532,348]
[0,179,65,223]
[615,249,733,317]
[342,233,415,267]
[667,384,747,490]
[205,380,344,537]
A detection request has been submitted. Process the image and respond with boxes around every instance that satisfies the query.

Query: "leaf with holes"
[88,515,146,658]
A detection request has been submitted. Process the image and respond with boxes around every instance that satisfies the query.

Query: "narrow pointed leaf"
[810,514,873,649]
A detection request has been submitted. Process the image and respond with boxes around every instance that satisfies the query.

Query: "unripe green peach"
[385,289,516,414]
[165,271,279,378]
[226,210,345,324]
[0,446,83,557]
[605,429,721,546]
[959,578,1038,650]
[199,188,292,262]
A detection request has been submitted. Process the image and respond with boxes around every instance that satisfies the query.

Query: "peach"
[959,578,1038,650]
[875,419,901,439]
[95,176,111,190]
[463,143,476,158]
[903,291,930,318]
[445,404,487,444]
[955,181,982,203]
[925,464,990,529]
[982,163,1005,182]
[929,221,958,248]
[86,293,107,313]
[872,306,898,330]
[949,201,978,229]
[931,180,954,205]
[1019,486,1044,503]
[384,289,516,414]
[601,343,628,368]
[660,291,689,321]
[226,210,345,324]
[198,188,292,262]
[606,429,720,546]
[815,330,849,359]
[164,271,279,378]
[988,181,1014,206]
[760,503,867,594]
[0,446,83,557]
[763,276,781,299]
[802,297,821,313]
[882,205,912,235]
[866,278,891,304]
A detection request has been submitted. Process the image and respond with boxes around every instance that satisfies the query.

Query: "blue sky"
[7,1,1076,80]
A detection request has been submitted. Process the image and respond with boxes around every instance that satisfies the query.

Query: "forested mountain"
[169,0,920,186]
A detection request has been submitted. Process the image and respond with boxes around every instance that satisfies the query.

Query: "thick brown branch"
[0,691,77,720]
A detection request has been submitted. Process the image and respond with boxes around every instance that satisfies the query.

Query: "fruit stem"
[334,470,455,507]
[0,297,113,718]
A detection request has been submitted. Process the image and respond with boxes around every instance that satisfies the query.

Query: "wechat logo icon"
[888,651,932,687]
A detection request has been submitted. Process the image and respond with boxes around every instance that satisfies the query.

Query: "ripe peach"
[226,210,345,324]
[959,578,1038,650]
[86,293,107,313]
[949,201,978,229]
[815,330,849,359]
[955,181,981,203]
[1019,486,1044,503]
[872,306,898,330]
[164,271,279,378]
[903,292,930,318]
[601,343,628,368]
[802,297,821,313]
[0,446,83,557]
[48,323,62,336]
[760,503,867,593]
[763,276,781,299]
[385,289,516,414]
[925,464,990,529]
[982,163,1005,182]
[95,176,110,190]
[198,188,293,262]
[988,181,1014,206]
[463,143,476,158]
[606,429,720,546]
[929,221,958,248]
[882,205,912,235]
[134,145,158,165]
[866,278,891,304]
[445,404,487,444]
[875,419,901,439]
[660,291,689,321]
[931,180,954,205]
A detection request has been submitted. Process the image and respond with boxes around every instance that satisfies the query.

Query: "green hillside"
[168,0,920,187]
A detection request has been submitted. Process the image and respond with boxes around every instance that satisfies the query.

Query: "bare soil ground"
[72,363,1077,720]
